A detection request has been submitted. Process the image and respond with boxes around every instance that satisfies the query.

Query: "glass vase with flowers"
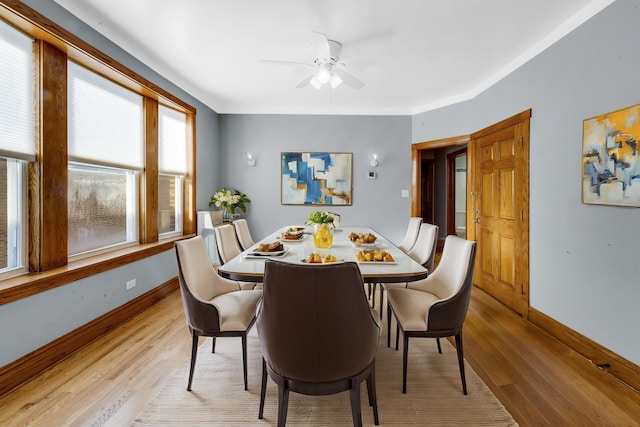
[209,188,251,221]
[306,211,336,248]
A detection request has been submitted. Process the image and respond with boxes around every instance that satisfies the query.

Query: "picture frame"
[281,152,353,205]
[582,104,640,207]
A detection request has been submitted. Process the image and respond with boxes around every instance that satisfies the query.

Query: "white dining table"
[217,226,428,284]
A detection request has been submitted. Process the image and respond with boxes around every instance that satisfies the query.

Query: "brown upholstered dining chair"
[174,236,262,391]
[386,235,476,395]
[257,259,381,427]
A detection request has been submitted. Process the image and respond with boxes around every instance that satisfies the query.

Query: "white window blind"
[68,61,143,170]
[0,20,35,162]
[158,105,187,174]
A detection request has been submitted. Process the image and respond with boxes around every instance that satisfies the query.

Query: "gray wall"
[0,0,221,366]
[412,0,640,365]
[218,114,412,244]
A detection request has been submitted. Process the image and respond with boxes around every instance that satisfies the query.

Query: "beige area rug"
[134,327,517,426]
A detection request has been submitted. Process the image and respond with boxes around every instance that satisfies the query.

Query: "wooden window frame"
[0,0,197,304]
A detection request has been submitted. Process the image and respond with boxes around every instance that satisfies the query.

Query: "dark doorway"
[420,159,434,223]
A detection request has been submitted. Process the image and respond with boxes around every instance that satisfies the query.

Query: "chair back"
[233,219,255,251]
[406,223,439,271]
[257,260,380,383]
[410,235,476,332]
[214,224,243,264]
[398,217,423,253]
[174,236,240,332]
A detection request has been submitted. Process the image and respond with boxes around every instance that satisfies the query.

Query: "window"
[158,105,187,236]
[0,2,197,304]
[68,164,138,255]
[67,61,143,256]
[0,20,34,277]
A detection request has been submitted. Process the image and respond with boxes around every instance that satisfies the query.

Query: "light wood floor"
[1,286,638,426]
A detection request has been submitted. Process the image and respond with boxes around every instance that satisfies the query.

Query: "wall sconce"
[369,153,379,167]
[246,152,256,167]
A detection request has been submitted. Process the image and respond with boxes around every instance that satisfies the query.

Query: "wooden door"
[468,111,530,316]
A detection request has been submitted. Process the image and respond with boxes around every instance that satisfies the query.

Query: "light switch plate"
[401,189,409,198]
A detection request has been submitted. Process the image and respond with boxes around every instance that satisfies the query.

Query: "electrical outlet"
[126,279,136,290]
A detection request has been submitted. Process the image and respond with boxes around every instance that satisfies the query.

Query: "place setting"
[275,226,308,243]
[244,241,289,259]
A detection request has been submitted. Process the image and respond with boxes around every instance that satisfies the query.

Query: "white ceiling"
[54,0,614,115]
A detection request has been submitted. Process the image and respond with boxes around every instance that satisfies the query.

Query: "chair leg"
[395,324,400,351]
[436,337,442,354]
[402,334,409,394]
[386,303,392,348]
[187,332,199,391]
[366,362,379,425]
[258,358,267,419]
[211,336,216,353]
[349,376,363,427]
[276,382,289,427]
[455,332,468,395]
[371,283,377,309]
[242,332,248,391]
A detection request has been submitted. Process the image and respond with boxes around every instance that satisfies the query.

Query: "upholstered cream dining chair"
[214,223,243,264]
[386,235,477,395]
[406,223,439,271]
[398,217,423,253]
[367,217,422,308]
[376,223,439,316]
[214,223,260,290]
[174,236,262,391]
[233,219,255,251]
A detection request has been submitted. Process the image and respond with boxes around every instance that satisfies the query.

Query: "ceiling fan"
[260,32,365,90]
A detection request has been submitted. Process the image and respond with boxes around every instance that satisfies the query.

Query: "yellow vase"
[313,223,333,248]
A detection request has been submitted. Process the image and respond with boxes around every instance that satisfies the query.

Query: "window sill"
[0,234,194,305]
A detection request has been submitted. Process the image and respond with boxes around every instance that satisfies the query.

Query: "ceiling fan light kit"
[329,73,342,89]
[317,66,332,84]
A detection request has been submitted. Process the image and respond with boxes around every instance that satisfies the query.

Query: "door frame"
[446,147,468,236]
[411,109,530,316]
[411,135,470,218]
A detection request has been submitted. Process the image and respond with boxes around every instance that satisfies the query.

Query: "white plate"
[245,247,289,258]
[277,234,306,243]
[285,225,306,233]
[253,247,288,255]
[355,260,397,265]
[349,241,379,248]
[299,259,344,264]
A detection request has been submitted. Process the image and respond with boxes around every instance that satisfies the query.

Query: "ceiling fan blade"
[296,74,315,89]
[334,70,365,89]
[311,31,330,59]
[259,59,314,68]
